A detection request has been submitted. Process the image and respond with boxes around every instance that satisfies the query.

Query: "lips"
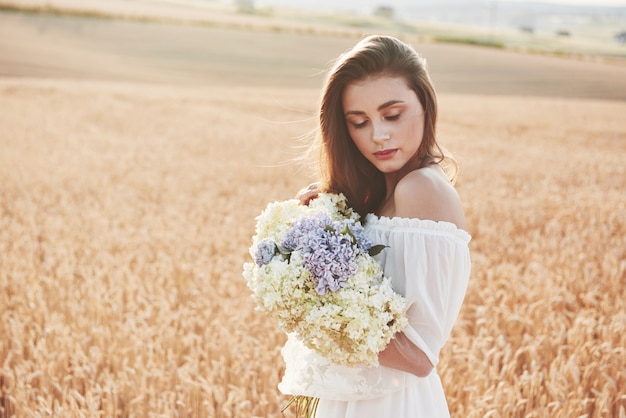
[373,149,397,160]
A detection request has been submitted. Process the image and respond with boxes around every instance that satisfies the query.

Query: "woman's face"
[342,75,424,176]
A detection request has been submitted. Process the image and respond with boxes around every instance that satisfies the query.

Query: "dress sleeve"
[376,220,471,368]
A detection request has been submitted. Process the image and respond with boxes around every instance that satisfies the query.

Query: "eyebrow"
[344,100,405,116]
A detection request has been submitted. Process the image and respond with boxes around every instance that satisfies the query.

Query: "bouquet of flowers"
[243,193,407,367]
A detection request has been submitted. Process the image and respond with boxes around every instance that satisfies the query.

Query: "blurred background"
[1,1,625,417]
[1,0,625,99]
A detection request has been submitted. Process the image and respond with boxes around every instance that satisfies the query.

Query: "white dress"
[278,214,472,417]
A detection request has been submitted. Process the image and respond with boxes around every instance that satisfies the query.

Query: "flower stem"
[282,395,320,418]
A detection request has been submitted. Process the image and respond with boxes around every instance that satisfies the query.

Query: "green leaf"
[341,225,358,244]
[276,244,292,263]
[276,244,290,255]
[368,244,387,256]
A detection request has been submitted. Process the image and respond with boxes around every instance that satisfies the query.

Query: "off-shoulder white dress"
[279,214,471,417]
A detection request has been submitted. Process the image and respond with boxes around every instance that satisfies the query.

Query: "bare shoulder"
[393,166,466,229]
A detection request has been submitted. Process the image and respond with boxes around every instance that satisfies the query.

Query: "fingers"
[296,182,320,205]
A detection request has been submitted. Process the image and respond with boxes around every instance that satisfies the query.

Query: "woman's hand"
[296,182,320,205]
[378,333,434,378]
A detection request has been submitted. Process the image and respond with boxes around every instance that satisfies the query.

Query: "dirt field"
[2,9,626,99]
[1,5,625,418]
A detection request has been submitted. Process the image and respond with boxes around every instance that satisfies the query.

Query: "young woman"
[279,35,471,417]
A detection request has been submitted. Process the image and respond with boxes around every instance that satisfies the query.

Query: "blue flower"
[255,239,277,266]
[281,211,366,295]
[281,212,329,251]
[339,219,373,254]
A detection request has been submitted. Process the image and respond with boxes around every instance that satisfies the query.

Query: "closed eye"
[385,114,400,121]
[353,120,368,129]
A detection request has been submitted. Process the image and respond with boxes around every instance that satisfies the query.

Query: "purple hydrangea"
[281,211,369,295]
[255,239,277,266]
[340,219,373,253]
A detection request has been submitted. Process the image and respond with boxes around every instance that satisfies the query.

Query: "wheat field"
[0,74,624,418]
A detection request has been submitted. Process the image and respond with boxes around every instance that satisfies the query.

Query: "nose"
[372,122,389,144]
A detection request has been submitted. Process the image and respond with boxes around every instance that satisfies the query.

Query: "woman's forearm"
[378,332,434,377]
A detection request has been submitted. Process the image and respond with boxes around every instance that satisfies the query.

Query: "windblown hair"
[311,35,457,218]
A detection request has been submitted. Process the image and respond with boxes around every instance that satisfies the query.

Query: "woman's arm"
[378,332,434,377]
[378,166,467,377]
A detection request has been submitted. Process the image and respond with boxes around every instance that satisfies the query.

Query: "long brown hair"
[310,35,456,218]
